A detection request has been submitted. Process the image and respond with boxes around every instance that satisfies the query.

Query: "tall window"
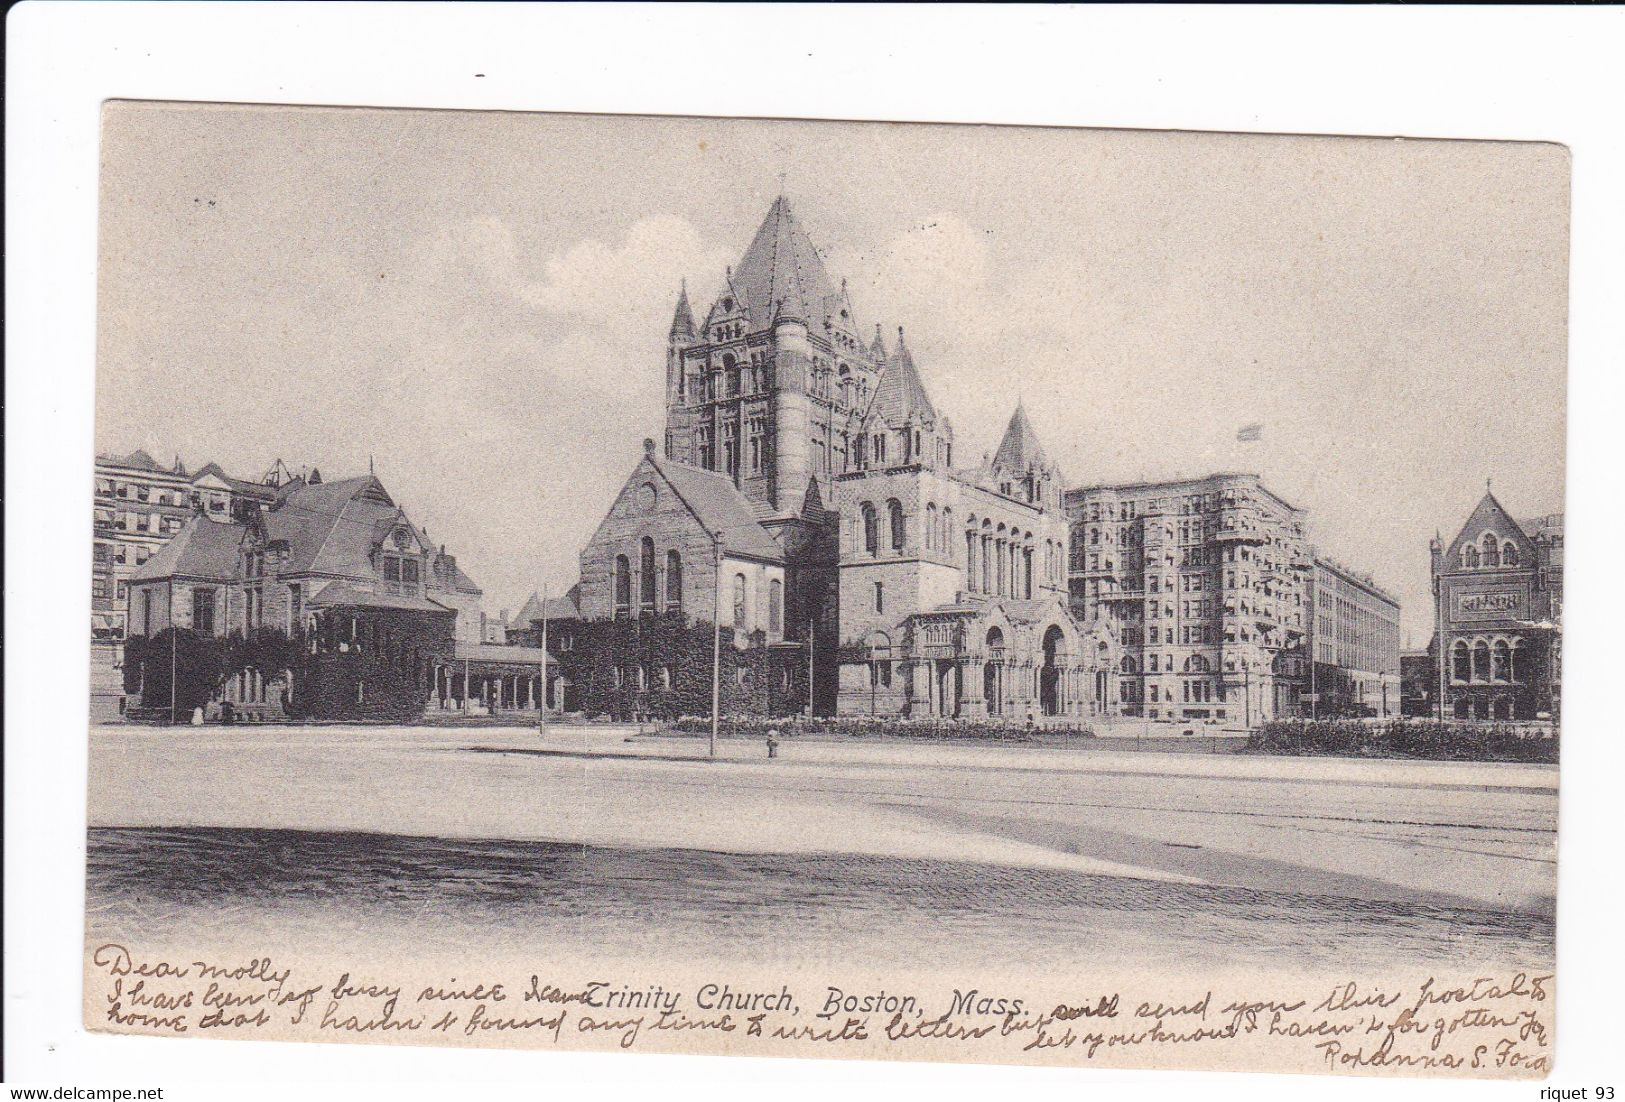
[614,555,631,618]
[696,427,714,470]
[747,416,766,475]
[966,529,977,591]
[888,499,905,551]
[768,579,783,633]
[722,422,739,478]
[924,504,938,551]
[639,537,656,613]
[873,581,884,614]
[1503,541,1520,567]
[862,502,878,555]
[732,573,747,628]
[665,550,683,612]
[192,587,215,635]
[1482,533,1500,567]
[1473,640,1491,682]
[1492,639,1511,682]
[1463,544,1480,568]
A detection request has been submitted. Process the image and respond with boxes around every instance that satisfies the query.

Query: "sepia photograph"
[73,101,1570,1079]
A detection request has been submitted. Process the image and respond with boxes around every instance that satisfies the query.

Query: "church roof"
[869,327,937,426]
[652,456,784,562]
[130,515,244,582]
[992,401,1053,473]
[262,475,401,578]
[731,196,840,327]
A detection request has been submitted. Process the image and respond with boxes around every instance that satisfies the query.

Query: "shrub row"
[1246,719,1558,763]
[667,714,1096,743]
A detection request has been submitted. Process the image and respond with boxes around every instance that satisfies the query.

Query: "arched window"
[1503,541,1520,567]
[1492,639,1511,682]
[1452,640,1471,682]
[1120,655,1137,674]
[861,502,878,555]
[925,503,938,551]
[1463,544,1480,569]
[732,573,747,629]
[768,579,783,633]
[873,581,884,614]
[1482,533,1500,568]
[639,537,656,613]
[1511,640,1528,683]
[965,529,977,590]
[942,507,954,561]
[888,499,906,551]
[613,555,631,618]
[665,550,682,612]
[1473,640,1491,682]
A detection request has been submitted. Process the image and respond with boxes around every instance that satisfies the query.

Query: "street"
[86,723,1556,974]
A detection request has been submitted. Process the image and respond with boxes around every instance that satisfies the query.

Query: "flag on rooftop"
[1236,422,1264,443]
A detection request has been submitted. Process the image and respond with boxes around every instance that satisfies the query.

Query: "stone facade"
[1430,491,1563,721]
[123,472,545,722]
[550,197,1116,723]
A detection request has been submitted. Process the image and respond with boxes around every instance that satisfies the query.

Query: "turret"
[772,302,813,511]
[667,280,697,407]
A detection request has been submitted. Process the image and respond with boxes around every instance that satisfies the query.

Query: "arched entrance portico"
[1040,624,1064,716]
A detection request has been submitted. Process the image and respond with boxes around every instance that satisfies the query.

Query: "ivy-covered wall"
[124,626,303,719]
[555,612,808,720]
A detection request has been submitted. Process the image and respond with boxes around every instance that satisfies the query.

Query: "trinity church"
[552,197,1116,720]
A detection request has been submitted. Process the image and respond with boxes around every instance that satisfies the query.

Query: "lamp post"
[711,531,724,760]
[538,578,548,736]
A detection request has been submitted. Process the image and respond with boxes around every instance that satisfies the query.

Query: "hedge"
[1246,719,1558,763]
[668,714,1096,743]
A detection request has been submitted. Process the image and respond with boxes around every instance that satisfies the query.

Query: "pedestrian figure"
[766,728,781,759]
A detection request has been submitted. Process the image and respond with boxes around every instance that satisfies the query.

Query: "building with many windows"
[1307,556,1401,717]
[1429,489,1563,721]
[92,450,292,643]
[1065,474,1313,725]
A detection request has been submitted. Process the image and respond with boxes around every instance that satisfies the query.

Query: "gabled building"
[1430,489,1563,721]
[124,472,550,722]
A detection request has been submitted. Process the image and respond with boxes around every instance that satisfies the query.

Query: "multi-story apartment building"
[92,449,291,642]
[1065,474,1313,725]
[1307,556,1401,717]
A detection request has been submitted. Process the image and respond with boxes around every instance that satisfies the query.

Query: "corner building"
[566,197,1116,720]
[1066,475,1312,724]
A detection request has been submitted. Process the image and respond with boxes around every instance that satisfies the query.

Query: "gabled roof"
[650,455,784,562]
[868,327,937,426]
[130,516,245,583]
[514,583,581,626]
[262,474,399,577]
[730,196,840,327]
[1445,490,1537,563]
[992,401,1053,474]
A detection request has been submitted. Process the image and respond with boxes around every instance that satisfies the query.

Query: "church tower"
[662,196,883,519]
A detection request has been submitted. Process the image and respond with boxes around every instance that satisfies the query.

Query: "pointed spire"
[869,323,887,362]
[730,194,838,327]
[669,279,696,341]
[870,325,937,426]
[993,401,1053,474]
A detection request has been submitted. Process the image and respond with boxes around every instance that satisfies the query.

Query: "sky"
[96,104,1569,643]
